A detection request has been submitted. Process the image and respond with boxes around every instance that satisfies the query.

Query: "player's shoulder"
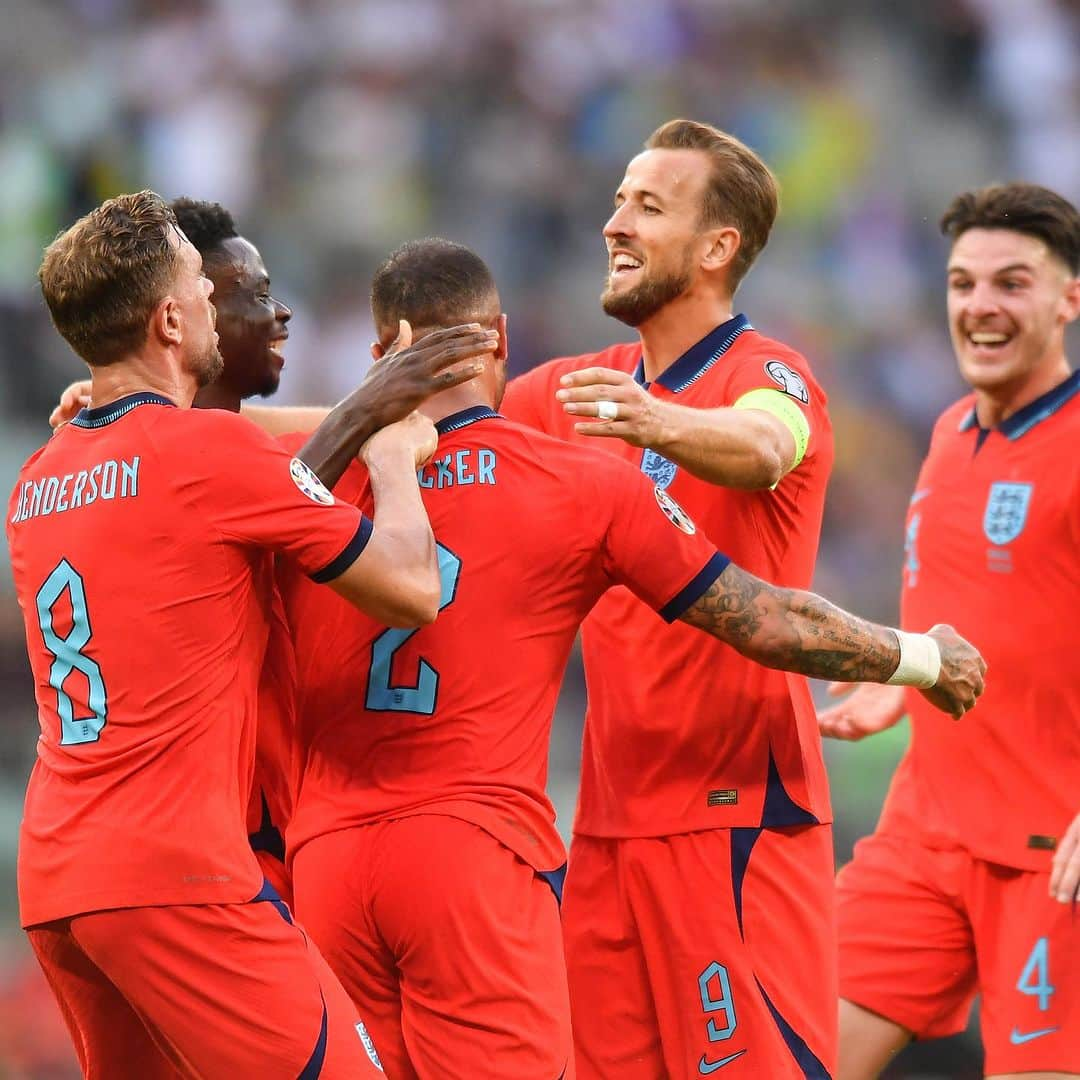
[492,414,634,478]
[13,441,50,480]
[929,394,978,445]
[556,339,640,370]
[735,326,820,384]
[274,429,309,456]
[524,341,640,381]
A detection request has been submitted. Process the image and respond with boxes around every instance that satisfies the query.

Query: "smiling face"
[203,236,291,399]
[946,228,1080,396]
[601,148,716,326]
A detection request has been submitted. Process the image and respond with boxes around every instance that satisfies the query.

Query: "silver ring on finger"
[596,399,619,421]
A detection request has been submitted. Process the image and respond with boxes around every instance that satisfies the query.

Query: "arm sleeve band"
[733,387,811,469]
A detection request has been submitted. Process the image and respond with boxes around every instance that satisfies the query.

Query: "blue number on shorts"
[1017,937,1054,1012]
[365,543,461,715]
[699,962,737,1042]
[35,559,108,745]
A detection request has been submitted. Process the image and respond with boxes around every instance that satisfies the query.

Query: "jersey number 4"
[365,543,461,715]
[35,559,108,745]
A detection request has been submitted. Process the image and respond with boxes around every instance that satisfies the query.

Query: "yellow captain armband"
[733,387,811,470]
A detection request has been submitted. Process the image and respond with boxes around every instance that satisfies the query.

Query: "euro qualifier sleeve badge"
[983,481,1033,545]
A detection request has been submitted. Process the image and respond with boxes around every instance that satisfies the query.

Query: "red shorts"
[26,882,382,1079]
[292,815,572,1079]
[837,830,1080,1075]
[564,825,836,1079]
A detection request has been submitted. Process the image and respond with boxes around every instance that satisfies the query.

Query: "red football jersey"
[501,314,835,836]
[6,392,371,925]
[876,371,1080,871]
[246,582,299,871]
[278,408,725,873]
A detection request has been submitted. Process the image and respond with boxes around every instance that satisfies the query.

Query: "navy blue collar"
[70,392,176,429]
[435,405,501,435]
[632,313,752,392]
[957,369,1080,441]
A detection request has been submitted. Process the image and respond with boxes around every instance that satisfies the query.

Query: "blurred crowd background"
[1,0,1078,1075]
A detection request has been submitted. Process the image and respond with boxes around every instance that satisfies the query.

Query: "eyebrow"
[947,262,1035,275]
[615,187,665,205]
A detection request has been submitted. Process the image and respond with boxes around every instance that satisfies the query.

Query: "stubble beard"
[192,344,225,389]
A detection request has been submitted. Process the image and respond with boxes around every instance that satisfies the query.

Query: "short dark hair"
[170,197,238,258]
[371,239,498,334]
[940,183,1080,274]
[39,190,179,367]
[645,118,779,290]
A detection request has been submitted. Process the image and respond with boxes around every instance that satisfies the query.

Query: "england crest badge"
[983,481,1033,546]
[641,448,678,490]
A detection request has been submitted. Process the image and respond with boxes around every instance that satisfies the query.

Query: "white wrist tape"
[887,631,942,689]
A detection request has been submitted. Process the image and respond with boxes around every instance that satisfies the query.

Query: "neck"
[973,354,1072,428]
[416,382,496,426]
[636,287,735,382]
[193,380,242,413]
[89,352,197,410]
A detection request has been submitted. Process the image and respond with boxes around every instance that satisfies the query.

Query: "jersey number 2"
[365,543,461,715]
[35,559,108,745]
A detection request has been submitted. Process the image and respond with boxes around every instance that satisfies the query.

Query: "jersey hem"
[19,872,265,929]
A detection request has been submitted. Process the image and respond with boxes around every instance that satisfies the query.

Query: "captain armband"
[732,388,811,469]
[886,630,942,689]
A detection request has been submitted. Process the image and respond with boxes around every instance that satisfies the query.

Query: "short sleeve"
[726,347,825,462]
[181,413,371,581]
[595,458,729,622]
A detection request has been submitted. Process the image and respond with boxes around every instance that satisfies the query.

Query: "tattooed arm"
[680,563,986,718]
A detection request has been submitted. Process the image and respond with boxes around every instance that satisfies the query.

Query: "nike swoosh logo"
[699,1049,747,1073]
[1010,1026,1058,1045]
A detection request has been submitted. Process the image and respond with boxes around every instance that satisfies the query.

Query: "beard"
[191,342,225,389]
[601,254,694,327]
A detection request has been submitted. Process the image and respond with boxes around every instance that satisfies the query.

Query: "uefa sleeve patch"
[654,486,696,535]
[764,360,810,404]
[289,458,335,505]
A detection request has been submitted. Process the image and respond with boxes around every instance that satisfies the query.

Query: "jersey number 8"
[35,559,108,745]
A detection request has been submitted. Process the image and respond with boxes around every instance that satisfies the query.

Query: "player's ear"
[154,295,182,348]
[700,226,740,277]
[1060,275,1080,325]
[495,313,508,362]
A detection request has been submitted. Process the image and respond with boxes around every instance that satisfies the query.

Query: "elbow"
[381,573,440,628]
[754,450,785,489]
[735,447,784,490]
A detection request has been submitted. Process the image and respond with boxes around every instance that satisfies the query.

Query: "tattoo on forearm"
[680,564,900,682]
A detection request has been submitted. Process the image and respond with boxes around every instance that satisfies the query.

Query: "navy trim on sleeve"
[658,551,731,623]
[310,515,374,583]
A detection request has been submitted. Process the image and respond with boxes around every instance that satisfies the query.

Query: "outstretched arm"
[556,367,802,489]
[243,403,331,436]
[679,563,986,718]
